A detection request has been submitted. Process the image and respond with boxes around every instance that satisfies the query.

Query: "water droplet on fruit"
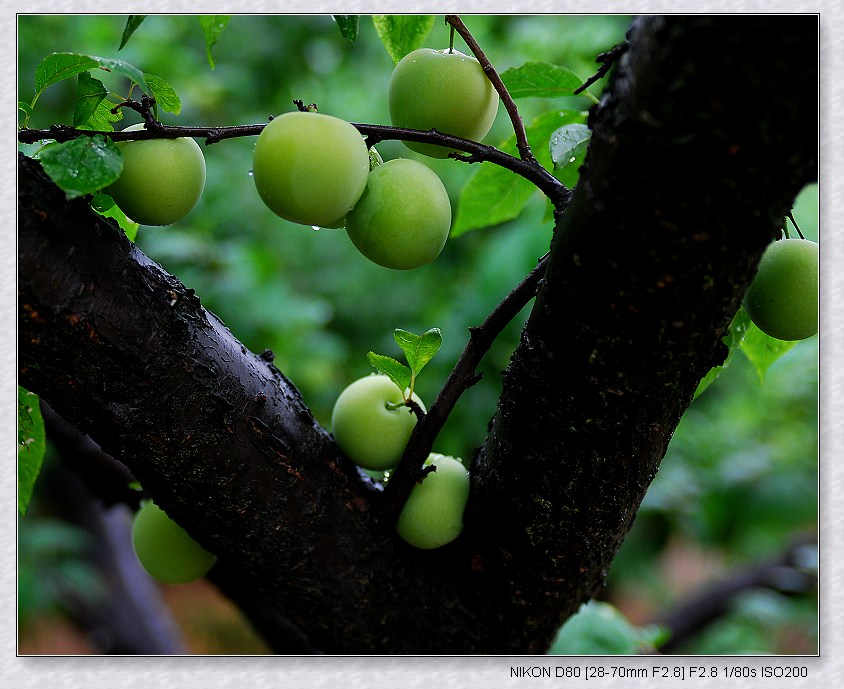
[568,156,576,163]
[247,169,254,177]
[311,225,321,231]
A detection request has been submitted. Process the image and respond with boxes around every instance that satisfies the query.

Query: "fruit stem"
[444,15,537,165]
[787,210,805,240]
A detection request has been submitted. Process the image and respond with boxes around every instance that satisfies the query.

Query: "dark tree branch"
[652,534,817,653]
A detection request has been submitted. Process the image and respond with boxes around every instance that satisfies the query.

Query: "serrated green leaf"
[694,308,751,399]
[198,15,232,69]
[500,61,585,99]
[34,53,100,99]
[372,15,435,64]
[119,15,147,50]
[35,53,150,100]
[72,72,108,127]
[368,353,412,394]
[549,123,592,170]
[333,15,360,41]
[76,97,123,132]
[739,317,799,382]
[393,328,442,378]
[39,134,123,199]
[18,387,46,517]
[453,109,586,236]
[144,73,181,114]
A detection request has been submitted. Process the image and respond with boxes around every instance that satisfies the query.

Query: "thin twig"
[380,253,551,518]
[445,15,535,164]
[574,41,628,96]
[18,119,569,205]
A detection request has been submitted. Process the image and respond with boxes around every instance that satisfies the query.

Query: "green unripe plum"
[252,111,370,227]
[131,500,217,584]
[388,48,499,158]
[396,453,470,550]
[743,238,819,341]
[107,123,206,226]
[331,374,425,471]
[345,158,451,270]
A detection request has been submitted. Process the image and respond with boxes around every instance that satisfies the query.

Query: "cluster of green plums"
[131,499,217,585]
[331,374,470,549]
[106,46,498,272]
[252,47,498,270]
[743,237,819,341]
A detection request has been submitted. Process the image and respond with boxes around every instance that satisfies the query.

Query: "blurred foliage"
[18,14,817,655]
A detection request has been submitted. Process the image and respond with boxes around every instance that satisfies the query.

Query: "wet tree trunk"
[18,16,816,653]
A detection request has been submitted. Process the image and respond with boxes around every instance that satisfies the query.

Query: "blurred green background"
[18,14,817,655]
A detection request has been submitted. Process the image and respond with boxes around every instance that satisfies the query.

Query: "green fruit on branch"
[331,374,425,471]
[743,237,819,341]
[345,158,451,270]
[396,453,470,550]
[388,48,499,158]
[131,500,217,584]
[107,123,206,226]
[252,110,370,227]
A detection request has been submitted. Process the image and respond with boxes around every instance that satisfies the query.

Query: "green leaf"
[739,317,799,382]
[34,52,100,99]
[18,387,46,517]
[198,15,232,69]
[90,55,149,94]
[18,100,33,117]
[694,308,751,399]
[91,193,140,242]
[500,61,585,99]
[393,328,442,378]
[367,353,412,394]
[38,134,123,199]
[548,601,667,655]
[333,15,360,41]
[76,97,123,132]
[118,15,147,50]
[144,73,181,114]
[372,15,435,63]
[453,109,586,236]
[549,123,592,170]
[72,72,108,127]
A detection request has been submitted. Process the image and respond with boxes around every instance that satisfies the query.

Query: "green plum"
[345,158,451,270]
[107,123,206,226]
[388,48,499,158]
[131,500,217,584]
[743,237,819,341]
[331,374,425,471]
[252,111,370,227]
[396,453,470,550]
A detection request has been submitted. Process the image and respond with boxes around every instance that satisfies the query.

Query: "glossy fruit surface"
[396,453,470,549]
[252,111,370,227]
[388,48,499,158]
[107,123,206,226]
[331,374,424,471]
[345,158,451,270]
[743,238,819,341]
[131,500,216,584]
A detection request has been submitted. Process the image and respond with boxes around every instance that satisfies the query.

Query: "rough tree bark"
[18,16,817,653]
